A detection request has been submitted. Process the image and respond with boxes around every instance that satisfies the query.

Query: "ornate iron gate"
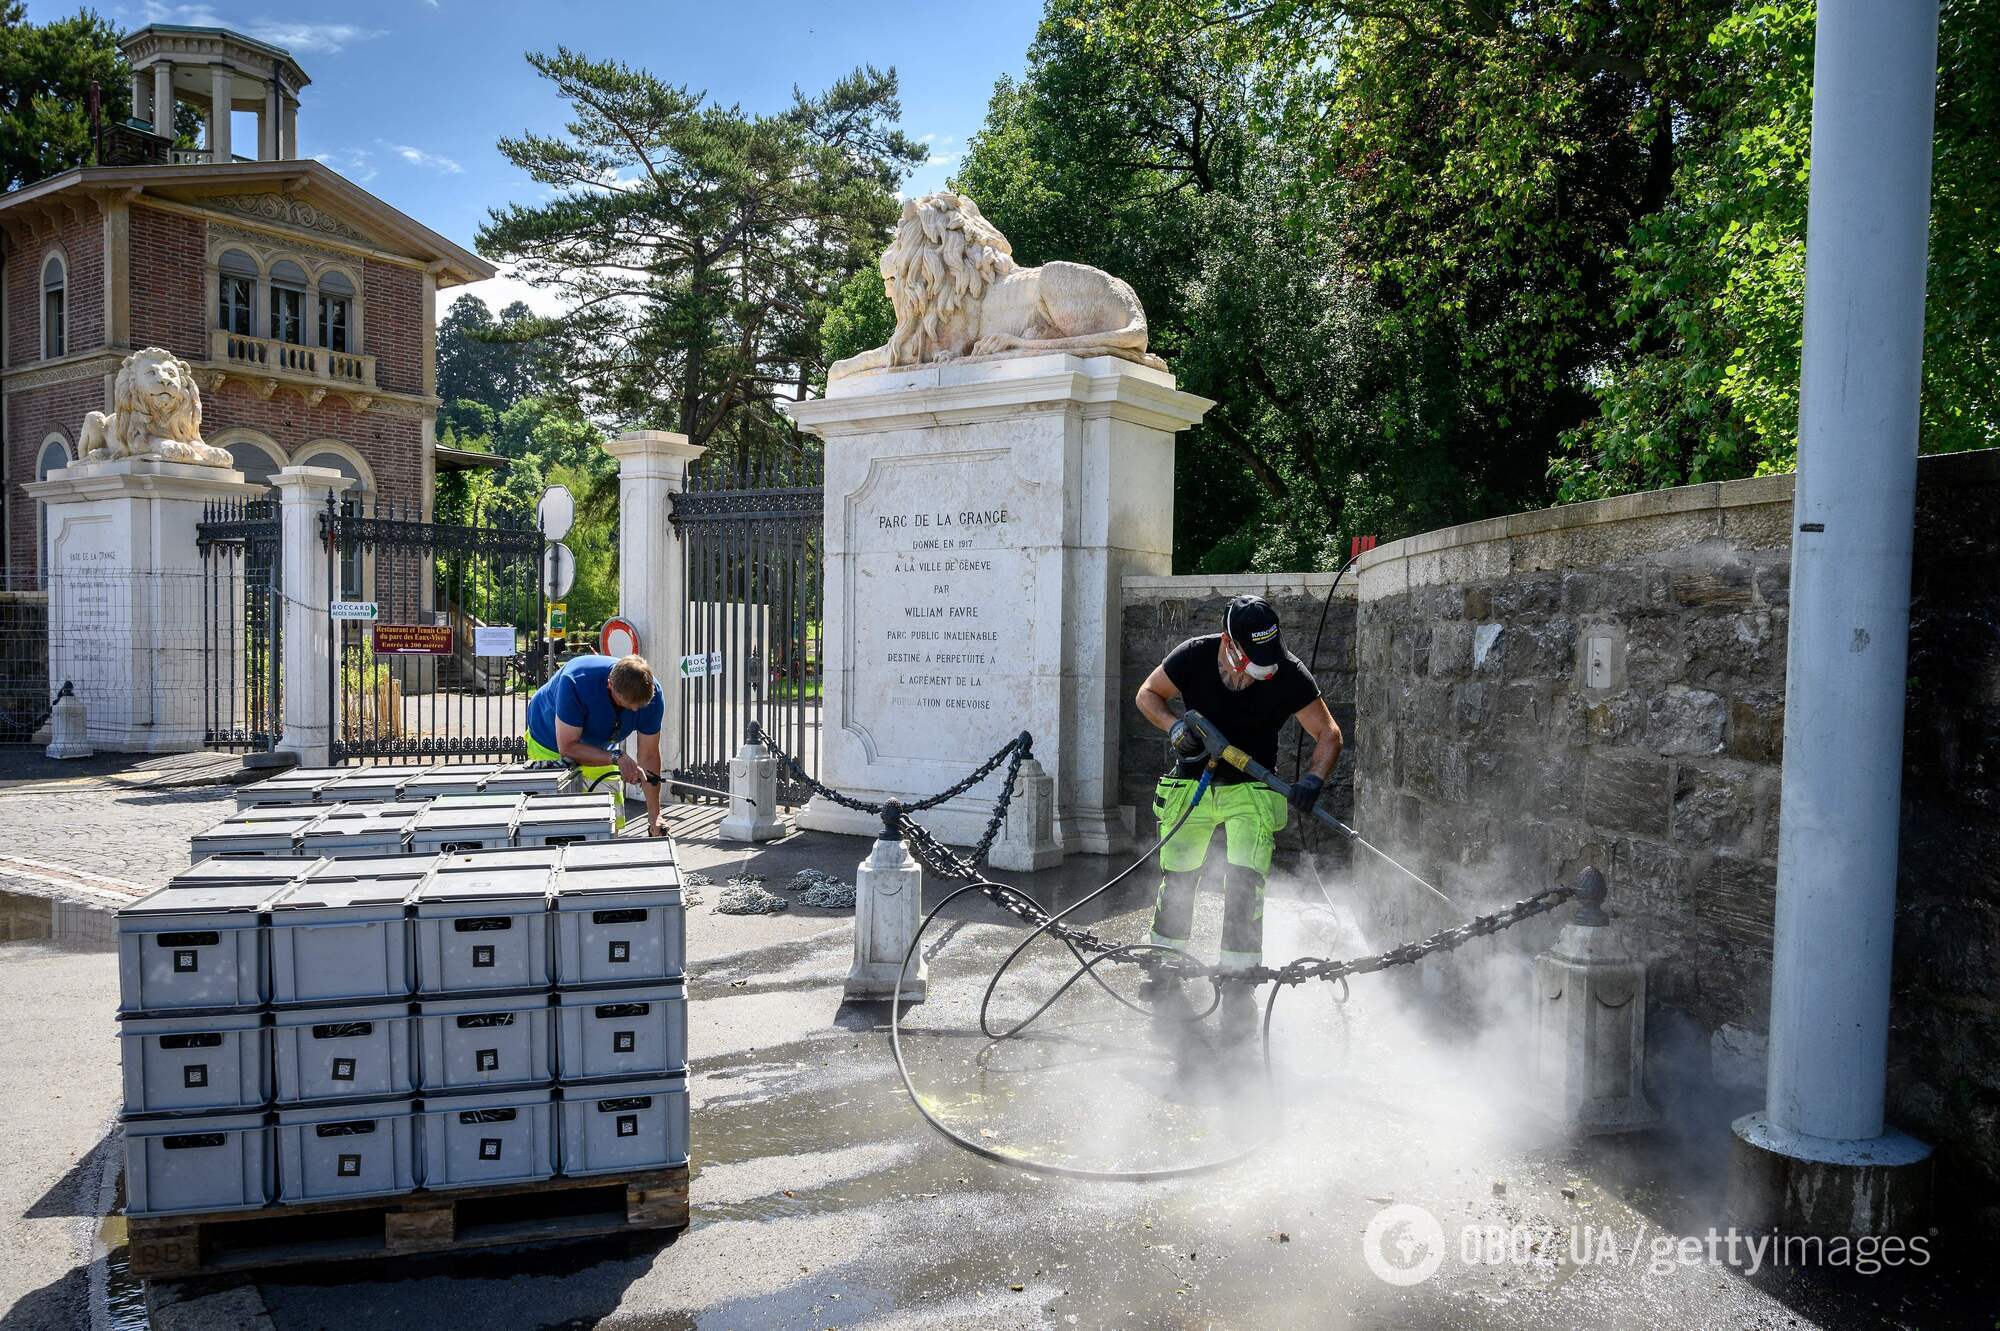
[669,448,823,805]
[323,497,549,761]
[197,498,282,752]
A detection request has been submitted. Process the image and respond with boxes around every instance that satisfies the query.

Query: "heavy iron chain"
[748,724,1582,986]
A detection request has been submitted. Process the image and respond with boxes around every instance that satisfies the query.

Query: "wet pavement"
[232,823,1994,1329]
[0,769,1991,1329]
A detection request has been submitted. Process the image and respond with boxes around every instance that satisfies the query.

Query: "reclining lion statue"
[829,191,1167,382]
[78,347,234,467]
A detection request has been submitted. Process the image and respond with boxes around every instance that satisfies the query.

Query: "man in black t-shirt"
[1134,595,1344,1037]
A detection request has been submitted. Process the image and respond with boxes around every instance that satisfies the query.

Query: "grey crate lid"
[556,865,682,896]
[270,877,415,911]
[170,856,322,885]
[561,1071,687,1098]
[435,847,562,874]
[277,1096,416,1125]
[302,854,437,883]
[271,999,412,1026]
[559,841,677,870]
[124,1108,267,1136]
[523,793,616,813]
[554,979,684,1008]
[413,868,553,903]
[404,769,493,791]
[225,806,326,829]
[122,881,290,916]
[411,805,517,831]
[305,801,419,829]
[418,1085,555,1113]
[428,793,524,811]
[118,1007,266,1032]
[415,991,553,1016]
[482,769,572,792]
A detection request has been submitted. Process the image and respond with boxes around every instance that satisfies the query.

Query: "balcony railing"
[209,329,377,397]
[169,148,212,165]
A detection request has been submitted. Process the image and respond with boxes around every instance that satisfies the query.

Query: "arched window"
[269,259,308,345]
[218,249,258,337]
[35,435,71,578]
[214,432,286,490]
[40,254,66,359]
[297,448,368,598]
[318,269,355,352]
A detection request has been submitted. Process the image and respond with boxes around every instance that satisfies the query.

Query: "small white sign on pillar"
[847,820,927,1003]
[719,739,788,842]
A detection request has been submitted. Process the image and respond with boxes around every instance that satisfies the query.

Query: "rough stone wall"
[1118,572,1357,856]
[1889,449,2000,1229]
[1352,449,2000,1230]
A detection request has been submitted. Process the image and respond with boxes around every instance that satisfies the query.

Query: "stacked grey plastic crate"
[191,792,620,861]
[235,762,575,810]
[118,840,688,1216]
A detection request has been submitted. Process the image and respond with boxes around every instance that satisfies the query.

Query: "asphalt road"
[0,759,1992,1329]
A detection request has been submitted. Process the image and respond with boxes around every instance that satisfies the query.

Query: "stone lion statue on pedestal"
[828,191,1167,382]
[78,347,234,467]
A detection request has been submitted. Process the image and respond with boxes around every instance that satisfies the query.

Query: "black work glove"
[1289,772,1324,818]
[1167,712,1208,759]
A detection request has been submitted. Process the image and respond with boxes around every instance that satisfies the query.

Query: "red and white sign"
[600,616,639,659]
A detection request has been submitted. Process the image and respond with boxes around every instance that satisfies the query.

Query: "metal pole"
[1764,0,1939,1145]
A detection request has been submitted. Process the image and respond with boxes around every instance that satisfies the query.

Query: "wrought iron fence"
[196,497,282,752]
[669,445,823,805]
[322,496,549,762]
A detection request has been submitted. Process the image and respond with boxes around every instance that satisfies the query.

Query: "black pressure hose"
[889,554,1374,1179]
[888,770,1305,1181]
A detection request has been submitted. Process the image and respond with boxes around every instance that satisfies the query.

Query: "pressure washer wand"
[1182,712,1457,909]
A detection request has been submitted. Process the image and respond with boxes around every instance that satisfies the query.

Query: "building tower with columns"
[0,23,498,588]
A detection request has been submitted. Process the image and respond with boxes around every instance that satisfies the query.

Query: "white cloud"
[312,147,376,184]
[925,153,960,166]
[131,3,383,53]
[382,142,464,175]
[443,263,570,322]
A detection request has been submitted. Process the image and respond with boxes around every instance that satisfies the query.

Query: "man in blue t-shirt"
[524,653,666,836]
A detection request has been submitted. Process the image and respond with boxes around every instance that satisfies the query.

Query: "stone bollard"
[1532,867,1658,1134]
[986,755,1062,872]
[718,739,788,842]
[44,688,92,759]
[846,802,927,1003]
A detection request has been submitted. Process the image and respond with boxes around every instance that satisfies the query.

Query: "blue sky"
[43,0,1048,316]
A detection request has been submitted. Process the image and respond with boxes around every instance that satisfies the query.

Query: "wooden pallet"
[127,1165,689,1279]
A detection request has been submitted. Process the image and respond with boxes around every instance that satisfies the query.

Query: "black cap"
[1224,595,1284,667]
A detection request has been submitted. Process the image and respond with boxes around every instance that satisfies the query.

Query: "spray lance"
[1178,710,1457,909]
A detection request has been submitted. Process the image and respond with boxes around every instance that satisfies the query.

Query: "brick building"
[0,23,494,588]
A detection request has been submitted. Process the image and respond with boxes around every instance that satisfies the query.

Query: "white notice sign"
[330,601,379,621]
[679,653,709,678]
[473,626,516,658]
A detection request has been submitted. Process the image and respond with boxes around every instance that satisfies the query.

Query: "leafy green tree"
[0,3,127,190]
[1560,0,2000,497]
[818,267,894,376]
[479,49,922,460]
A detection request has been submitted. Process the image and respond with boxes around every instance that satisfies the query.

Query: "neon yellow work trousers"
[1147,776,1288,971]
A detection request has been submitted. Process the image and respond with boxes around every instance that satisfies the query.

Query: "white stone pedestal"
[783,354,1210,854]
[719,740,789,841]
[847,828,927,1003]
[24,459,266,754]
[986,755,1063,873]
[1532,873,1659,1135]
[274,467,353,767]
[44,692,93,759]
